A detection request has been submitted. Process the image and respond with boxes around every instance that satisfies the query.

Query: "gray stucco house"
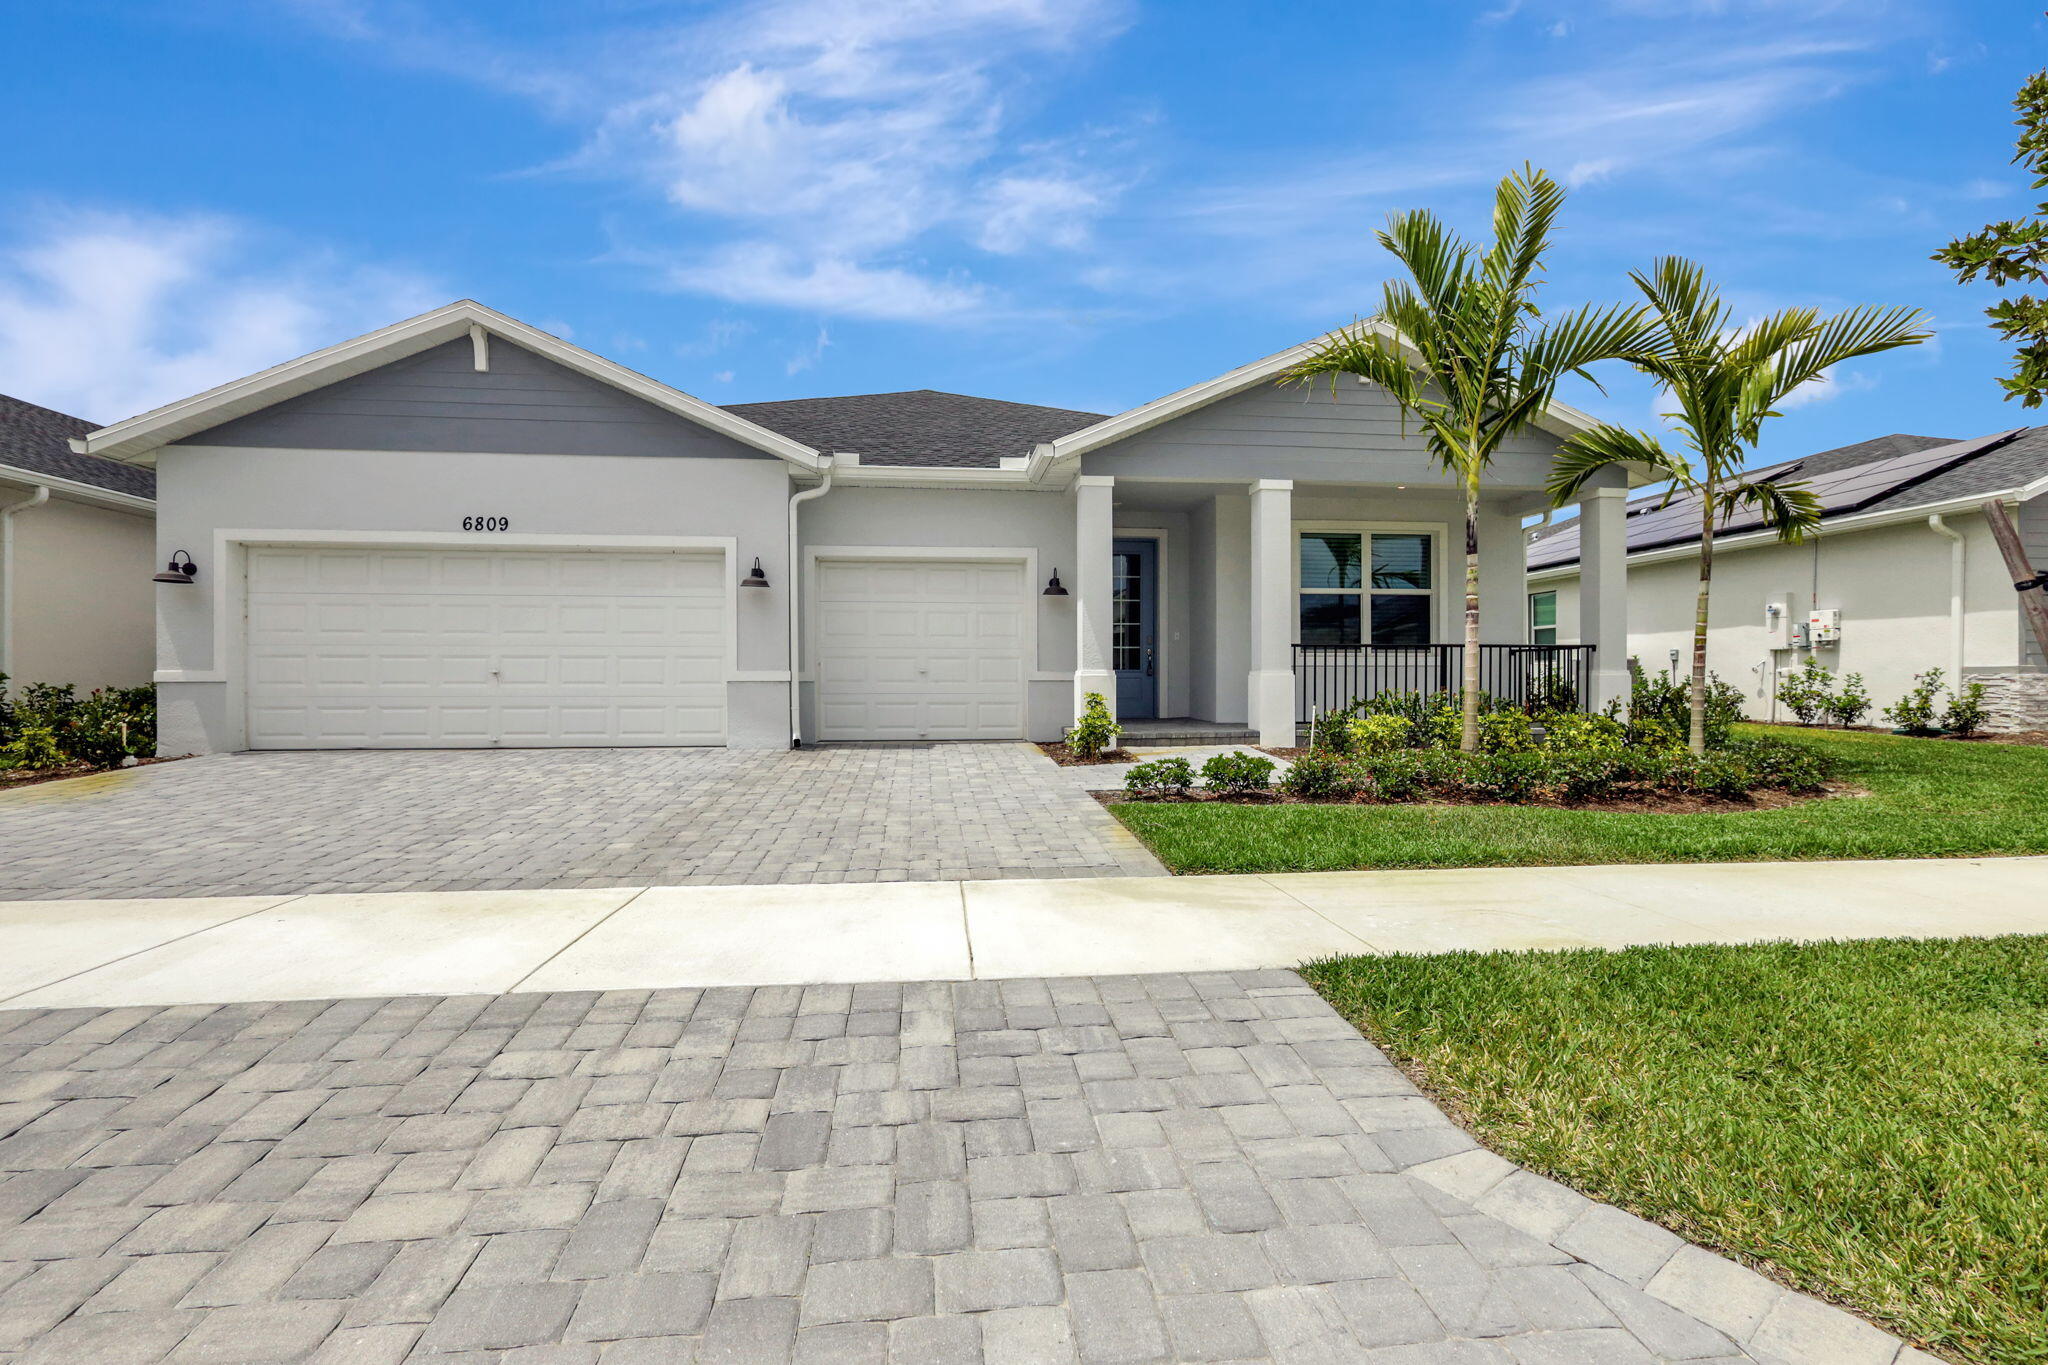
[71,301,1638,756]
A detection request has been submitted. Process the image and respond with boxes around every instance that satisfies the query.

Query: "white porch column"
[1476,500,1528,644]
[1073,474,1116,717]
[1247,478,1295,747]
[1579,486,1631,710]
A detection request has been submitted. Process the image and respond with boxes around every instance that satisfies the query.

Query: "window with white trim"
[1528,590,1558,646]
[1298,531,1433,646]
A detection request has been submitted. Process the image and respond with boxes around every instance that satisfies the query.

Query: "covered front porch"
[1069,473,1631,746]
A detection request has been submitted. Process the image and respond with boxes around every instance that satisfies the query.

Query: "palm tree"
[1548,258,1930,754]
[1285,165,1653,752]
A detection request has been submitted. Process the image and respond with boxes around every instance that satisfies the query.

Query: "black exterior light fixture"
[740,556,771,588]
[153,551,198,585]
[1042,568,1070,597]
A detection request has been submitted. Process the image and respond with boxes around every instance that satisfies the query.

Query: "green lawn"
[1301,937,2048,1365]
[1112,727,2048,873]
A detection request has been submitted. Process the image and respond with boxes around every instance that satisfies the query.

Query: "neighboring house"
[71,300,1646,757]
[1529,429,2048,731]
[0,393,156,693]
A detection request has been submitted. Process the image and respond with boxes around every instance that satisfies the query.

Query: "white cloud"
[661,243,986,322]
[1778,365,1877,410]
[0,207,436,424]
[976,174,1104,254]
[786,323,831,374]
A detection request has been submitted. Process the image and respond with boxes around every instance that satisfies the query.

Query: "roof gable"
[72,301,821,470]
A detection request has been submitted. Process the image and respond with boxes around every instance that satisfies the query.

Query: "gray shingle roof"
[1523,430,2048,571]
[724,389,1106,468]
[0,393,155,499]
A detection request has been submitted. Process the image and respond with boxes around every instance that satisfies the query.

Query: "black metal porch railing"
[1292,644,1596,720]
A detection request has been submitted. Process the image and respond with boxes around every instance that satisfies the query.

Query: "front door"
[1112,538,1158,719]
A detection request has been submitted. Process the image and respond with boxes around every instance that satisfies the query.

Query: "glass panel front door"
[1112,538,1158,719]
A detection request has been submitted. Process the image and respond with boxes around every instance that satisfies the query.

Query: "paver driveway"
[0,972,1792,1364]
[0,745,1162,900]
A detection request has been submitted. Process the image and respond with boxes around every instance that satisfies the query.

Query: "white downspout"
[787,458,835,747]
[1928,513,1965,685]
[0,485,51,682]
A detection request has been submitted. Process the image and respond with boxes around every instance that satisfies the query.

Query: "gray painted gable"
[194,338,773,460]
[1078,378,1562,488]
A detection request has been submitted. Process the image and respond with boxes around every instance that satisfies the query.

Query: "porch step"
[1119,718,1260,746]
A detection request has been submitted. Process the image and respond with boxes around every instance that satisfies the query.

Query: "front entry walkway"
[0,745,1163,900]
[0,972,1889,1364]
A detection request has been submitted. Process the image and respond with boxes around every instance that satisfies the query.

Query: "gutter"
[1527,479,2048,584]
[0,485,51,680]
[786,457,835,747]
[1927,514,1966,683]
[0,463,154,514]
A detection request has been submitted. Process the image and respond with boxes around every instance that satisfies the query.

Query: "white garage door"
[815,557,1027,741]
[245,546,728,748]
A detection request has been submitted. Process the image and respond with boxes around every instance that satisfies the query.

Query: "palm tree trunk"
[1461,492,1481,753]
[1689,490,1713,756]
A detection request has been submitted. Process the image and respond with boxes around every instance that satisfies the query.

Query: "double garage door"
[245,546,728,748]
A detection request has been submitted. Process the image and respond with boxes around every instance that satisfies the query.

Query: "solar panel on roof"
[1795,430,2023,514]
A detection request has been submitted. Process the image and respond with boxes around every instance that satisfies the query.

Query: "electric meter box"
[1808,609,1841,646]
[1764,597,1797,649]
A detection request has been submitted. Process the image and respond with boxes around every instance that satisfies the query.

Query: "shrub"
[1540,711,1627,753]
[1068,691,1122,759]
[1360,752,1425,802]
[1827,672,1872,728]
[1883,669,1944,736]
[1470,751,1546,801]
[1775,656,1835,725]
[0,724,62,770]
[1420,702,1463,750]
[1201,750,1275,795]
[1552,751,1622,803]
[1943,681,1989,738]
[1279,750,1357,800]
[1477,709,1533,753]
[1123,756,1194,797]
[1625,669,1745,748]
[1350,713,1414,756]
[1726,737,1835,792]
[1669,752,1754,800]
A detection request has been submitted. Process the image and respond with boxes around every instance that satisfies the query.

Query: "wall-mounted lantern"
[740,556,771,588]
[1042,569,1070,597]
[153,551,198,585]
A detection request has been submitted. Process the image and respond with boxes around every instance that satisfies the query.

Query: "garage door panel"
[246,548,728,749]
[815,556,1027,741]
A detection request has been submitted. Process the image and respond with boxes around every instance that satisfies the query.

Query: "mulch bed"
[1751,721,2048,747]
[1037,742,1137,765]
[0,756,183,791]
[1093,782,1863,815]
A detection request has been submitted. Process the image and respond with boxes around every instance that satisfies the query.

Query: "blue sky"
[0,0,2039,468]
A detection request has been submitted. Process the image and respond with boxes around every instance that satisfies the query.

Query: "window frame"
[1528,589,1558,646]
[1293,522,1444,648]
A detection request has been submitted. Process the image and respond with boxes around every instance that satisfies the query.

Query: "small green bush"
[1350,713,1414,756]
[1201,750,1275,795]
[1068,691,1123,759]
[1123,756,1195,797]
[1,724,62,770]
[1278,750,1357,800]
[1943,681,1989,738]
[1540,711,1627,752]
[1552,751,1622,803]
[1360,752,1425,802]
[0,675,156,770]
[1827,672,1872,727]
[1884,669,1945,736]
[1775,656,1836,725]
[1470,751,1546,801]
[1477,709,1533,754]
[1725,737,1834,792]
[1624,668,1745,747]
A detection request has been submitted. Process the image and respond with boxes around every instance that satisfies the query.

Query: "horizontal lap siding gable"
[191,338,773,460]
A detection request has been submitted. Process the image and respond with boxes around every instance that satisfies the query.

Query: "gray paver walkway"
[0,744,1163,900]
[0,974,1916,1363]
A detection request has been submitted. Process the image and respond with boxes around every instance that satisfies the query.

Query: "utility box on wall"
[1808,608,1841,647]
[1765,596,1801,650]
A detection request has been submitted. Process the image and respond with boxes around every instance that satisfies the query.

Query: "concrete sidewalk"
[6,857,2046,1010]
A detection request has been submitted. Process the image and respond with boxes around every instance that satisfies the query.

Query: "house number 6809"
[462,516,510,532]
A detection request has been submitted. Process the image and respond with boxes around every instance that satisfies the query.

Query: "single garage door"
[245,546,728,748]
[815,557,1027,740]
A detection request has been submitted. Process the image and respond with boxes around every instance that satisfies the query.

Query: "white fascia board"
[0,463,153,514]
[1526,481,2042,582]
[71,300,824,472]
[830,464,1036,489]
[1034,320,1615,480]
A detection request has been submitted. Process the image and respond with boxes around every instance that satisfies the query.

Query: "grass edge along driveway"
[1112,727,2048,873]
[1303,936,2048,1365]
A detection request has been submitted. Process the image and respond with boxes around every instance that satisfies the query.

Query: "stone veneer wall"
[1973,671,2048,732]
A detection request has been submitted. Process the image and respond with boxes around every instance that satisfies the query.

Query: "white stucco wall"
[152,444,795,755]
[0,491,154,692]
[1537,509,2034,724]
